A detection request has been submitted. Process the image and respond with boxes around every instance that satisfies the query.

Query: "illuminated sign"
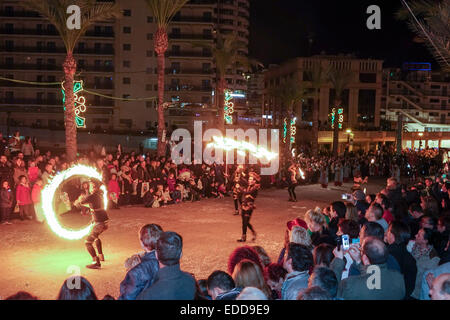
[224,89,234,124]
[62,80,87,128]
[331,107,343,129]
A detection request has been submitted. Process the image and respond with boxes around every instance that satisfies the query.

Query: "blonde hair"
[232,259,271,298]
[290,226,312,247]
[305,207,327,227]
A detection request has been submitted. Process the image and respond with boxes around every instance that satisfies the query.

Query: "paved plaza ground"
[0,180,385,299]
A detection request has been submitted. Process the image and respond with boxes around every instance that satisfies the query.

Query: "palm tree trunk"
[63,53,77,162]
[217,77,225,133]
[312,92,319,156]
[332,99,341,157]
[155,28,168,157]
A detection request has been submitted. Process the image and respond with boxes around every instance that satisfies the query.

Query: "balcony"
[165,68,213,75]
[0,28,114,38]
[169,33,213,41]
[166,50,212,58]
[172,16,214,24]
[0,10,41,18]
[166,85,213,92]
[0,46,114,55]
[0,64,114,72]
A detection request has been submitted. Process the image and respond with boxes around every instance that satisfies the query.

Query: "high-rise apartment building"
[0,0,250,133]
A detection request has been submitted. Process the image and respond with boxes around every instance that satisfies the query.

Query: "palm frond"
[328,67,353,98]
[396,0,450,71]
[21,0,121,53]
[145,0,189,28]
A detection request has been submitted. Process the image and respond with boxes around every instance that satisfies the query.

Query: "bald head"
[430,274,450,300]
[362,237,388,265]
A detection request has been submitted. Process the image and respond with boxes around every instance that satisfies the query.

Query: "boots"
[251,230,257,241]
[86,256,101,269]
[234,210,239,215]
[237,234,246,242]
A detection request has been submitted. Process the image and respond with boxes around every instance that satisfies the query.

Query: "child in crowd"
[16,175,34,221]
[0,180,13,225]
[108,173,120,209]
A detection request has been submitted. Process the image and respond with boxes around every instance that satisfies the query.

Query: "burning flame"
[299,168,305,180]
[207,136,278,161]
[41,164,108,240]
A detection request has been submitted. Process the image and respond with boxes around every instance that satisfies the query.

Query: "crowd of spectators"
[1,131,450,300]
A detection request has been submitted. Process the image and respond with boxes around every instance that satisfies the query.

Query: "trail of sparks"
[41,164,108,240]
[207,136,278,161]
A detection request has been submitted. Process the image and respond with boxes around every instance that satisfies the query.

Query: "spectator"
[411,228,441,299]
[57,276,98,300]
[353,189,369,218]
[297,286,331,300]
[207,270,240,300]
[227,246,263,275]
[108,173,120,209]
[27,160,40,185]
[264,263,287,300]
[366,203,389,232]
[328,201,347,236]
[0,180,13,225]
[345,202,359,223]
[5,291,38,300]
[313,244,334,268]
[428,273,450,300]
[119,224,163,300]
[376,193,395,224]
[281,243,313,300]
[16,175,34,221]
[236,287,268,300]
[232,259,271,299]
[31,178,45,223]
[305,208,335,246]
[385,221,417,299]
[332,236,405,300]
[252,246,271,267]
[21,137,34,163]
[137,231,196,300]
[308,266,338,299]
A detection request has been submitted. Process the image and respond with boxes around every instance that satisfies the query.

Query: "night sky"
[249,0,436,68]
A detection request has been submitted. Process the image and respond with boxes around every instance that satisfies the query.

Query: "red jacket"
[383,209,394,224]
[16,184,32,205]
[32,183,42,204]
[108,180,120,197]
[28,167,40,184]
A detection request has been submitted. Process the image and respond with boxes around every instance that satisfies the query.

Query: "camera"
[341,193,352,201]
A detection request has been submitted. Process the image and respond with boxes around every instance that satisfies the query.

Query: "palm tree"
[145,0,189,156]
[268,77,307,153]
[396,0,450,71]
[328,67,352,157]
[22,0,120,162]
[306,63,330,156]
[191,33,257,132]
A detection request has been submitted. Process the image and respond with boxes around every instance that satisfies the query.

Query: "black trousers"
[288,183,297,200]
[85,222,108,259]
[241,209,255,236]
[234,196,242,211]
[0,207,11,222]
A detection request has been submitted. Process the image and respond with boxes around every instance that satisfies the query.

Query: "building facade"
[263,55,384,131]
[0,0,250,133]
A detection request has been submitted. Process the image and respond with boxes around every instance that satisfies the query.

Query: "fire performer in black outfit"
[231,165,247,215]
[237,172,260,243]
[81,180,109,269]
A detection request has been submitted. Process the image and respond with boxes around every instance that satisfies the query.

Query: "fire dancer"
[237,172,260,243]
[80,180,109,269]
[287,162,298,202]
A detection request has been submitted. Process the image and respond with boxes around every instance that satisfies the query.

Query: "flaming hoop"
[207,136,278,161]
[41,164,108,240]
